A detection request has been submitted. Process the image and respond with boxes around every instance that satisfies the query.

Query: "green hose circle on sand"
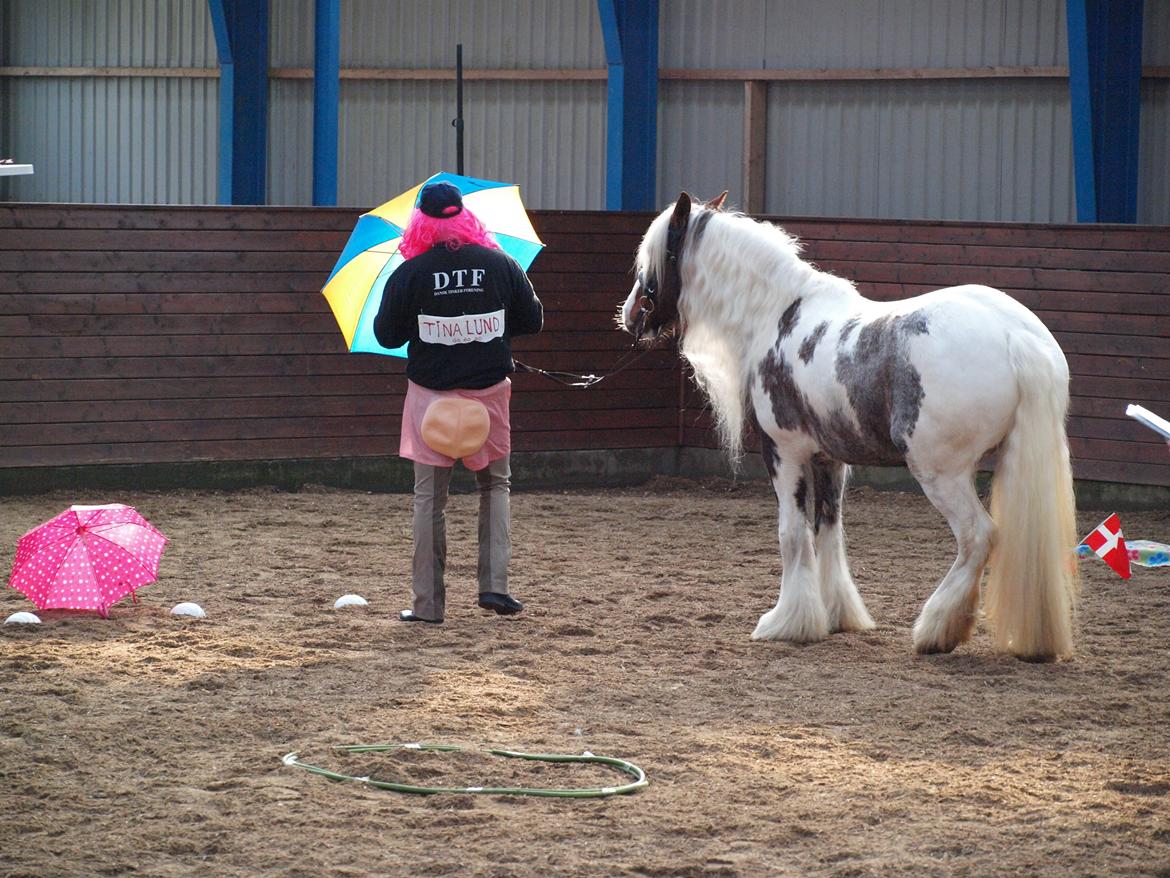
[282,743,649,798]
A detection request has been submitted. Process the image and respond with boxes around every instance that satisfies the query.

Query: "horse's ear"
[669,192,692,229]
[704,191,728,211]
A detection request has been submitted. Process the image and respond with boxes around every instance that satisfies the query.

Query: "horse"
[620,192,1078,661]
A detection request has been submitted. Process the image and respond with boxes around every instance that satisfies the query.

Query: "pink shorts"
[399,378,512,471]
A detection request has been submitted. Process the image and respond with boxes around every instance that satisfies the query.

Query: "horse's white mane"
[639,202,857,461]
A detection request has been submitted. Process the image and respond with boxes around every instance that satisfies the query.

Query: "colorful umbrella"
[321,172,545,358]
[8,504,168,617]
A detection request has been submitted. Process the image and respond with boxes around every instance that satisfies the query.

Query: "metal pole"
[312,0,340,206]
[453,43,465,174]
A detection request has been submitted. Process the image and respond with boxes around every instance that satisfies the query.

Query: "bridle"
[630,270,656,344]
[630,216,688,345]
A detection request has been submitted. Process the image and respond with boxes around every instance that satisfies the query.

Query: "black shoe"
[477,593,524,615]
[398,610,442,624]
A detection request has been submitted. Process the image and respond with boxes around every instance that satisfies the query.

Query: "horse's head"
[620,190,727,343]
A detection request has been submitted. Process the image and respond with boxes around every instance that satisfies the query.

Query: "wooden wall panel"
[2,206,1166,488]
[0,205,675,471]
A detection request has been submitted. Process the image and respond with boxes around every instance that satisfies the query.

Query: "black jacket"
[373,243,543,390]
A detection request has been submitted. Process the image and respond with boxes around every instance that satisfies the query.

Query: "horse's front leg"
[752,445,830,643]
[811,456,874,634]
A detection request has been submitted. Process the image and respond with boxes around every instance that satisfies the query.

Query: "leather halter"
[632,216,688,343]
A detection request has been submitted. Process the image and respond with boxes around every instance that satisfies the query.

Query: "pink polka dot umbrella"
[8,504,168,618]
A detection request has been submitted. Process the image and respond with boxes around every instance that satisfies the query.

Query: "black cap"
[418,182,464,218]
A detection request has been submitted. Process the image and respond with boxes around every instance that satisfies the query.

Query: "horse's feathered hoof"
[751,606,830,643]
[912,638,956,655]
[912,609,975,654]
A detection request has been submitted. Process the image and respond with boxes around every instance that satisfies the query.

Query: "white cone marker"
[5,612,42,625]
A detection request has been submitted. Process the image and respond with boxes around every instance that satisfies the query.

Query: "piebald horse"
[621,193,1078,660]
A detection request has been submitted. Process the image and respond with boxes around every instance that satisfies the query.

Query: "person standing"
[373,182,543,624]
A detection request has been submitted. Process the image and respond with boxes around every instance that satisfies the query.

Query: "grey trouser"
[411,455,512,620]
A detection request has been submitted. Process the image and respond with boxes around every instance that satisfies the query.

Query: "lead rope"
[513,339,657,389]
[513,305,662,389]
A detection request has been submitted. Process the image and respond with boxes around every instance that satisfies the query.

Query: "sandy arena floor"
[2,477,1168,877]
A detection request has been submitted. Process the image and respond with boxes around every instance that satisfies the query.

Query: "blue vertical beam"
[1067,0,1144,223]
[598,0,659,211]
[313,0,340,206]
[208,0,269,205]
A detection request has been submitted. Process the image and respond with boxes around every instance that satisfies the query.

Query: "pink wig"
[399,206,500,260]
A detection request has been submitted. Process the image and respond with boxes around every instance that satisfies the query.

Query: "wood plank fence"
[1,205,1166,488]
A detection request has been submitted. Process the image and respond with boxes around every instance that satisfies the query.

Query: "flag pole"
[453,44,465,174]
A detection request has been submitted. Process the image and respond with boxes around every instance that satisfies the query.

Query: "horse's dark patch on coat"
[777,299,802,340]
[758,311,929,467]
[794,477,808,515]
[838,317,860,348]
[758,349,816,435]
[798,321,830,364]
[899,311,930,336]
[759,430,782,480]
[810,454,844,533]
[834,311,929,458]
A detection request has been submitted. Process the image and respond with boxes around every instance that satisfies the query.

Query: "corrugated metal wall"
[1141,9,1170,226]
[763,0,1074,221]
[267,0,607,208]
[659,0,1071,220]
[0,0,220,204]
[657,0,1165,223]
[1,0,1166,221]
[3,0,214,65]
[760,78,1077,221]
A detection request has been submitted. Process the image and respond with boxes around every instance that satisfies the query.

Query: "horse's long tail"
[984,330,1078,660]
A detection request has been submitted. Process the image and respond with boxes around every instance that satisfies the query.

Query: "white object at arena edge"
[5,611,42,625]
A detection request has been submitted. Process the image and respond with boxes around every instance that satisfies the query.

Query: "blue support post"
[208,0,270,205]
[598,0,659,211]
[1067,0,1144,223]
[313,0,340,206]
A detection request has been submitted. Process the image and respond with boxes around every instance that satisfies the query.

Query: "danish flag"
[1081,513,1131,580]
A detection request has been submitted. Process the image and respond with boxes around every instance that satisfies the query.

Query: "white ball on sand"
[5,611,42,625]
[333,594,368,609]
[171,602,206,619]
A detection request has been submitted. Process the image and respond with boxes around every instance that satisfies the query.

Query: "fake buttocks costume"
[373,243,543,621]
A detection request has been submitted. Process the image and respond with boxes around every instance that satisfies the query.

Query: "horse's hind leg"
[811,457,874,633]
[911,470,996,654]
[752,451,830,643]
